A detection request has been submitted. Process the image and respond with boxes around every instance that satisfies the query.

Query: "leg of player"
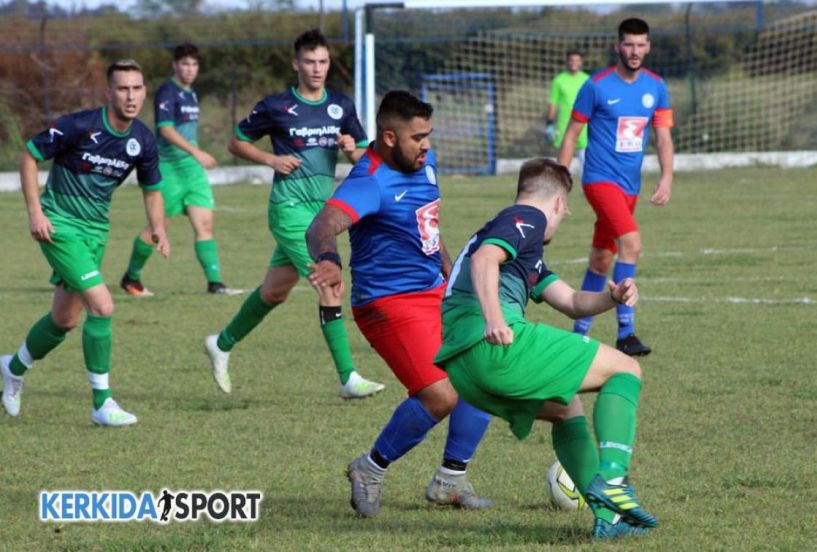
[1,287,79,417]
[204,265,296,393]
[80,284,137,427]
[426,395,493,508]
[577,344,658,534]
[120,222,170,297]
[573,247,613,335]
[314,283,385,400]
[614,231,650,356]
[188,206,240,296]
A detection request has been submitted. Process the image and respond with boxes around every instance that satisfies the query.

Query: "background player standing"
[1,60,168,426]
[436,158,657,539]
[203,28,384,398]
[120,42,238,296]
[546,50,589,164]
[559,18,674,356]
[307,91,492,518]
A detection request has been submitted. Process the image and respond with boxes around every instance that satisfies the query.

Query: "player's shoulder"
[641,68,666,84]
[59,107,102,133]
[326,89,354,108]
[129,119,158,146]
[155,79,175,95]
[347,148,381,180]
[494,204,546,225]
[590,66,617,84]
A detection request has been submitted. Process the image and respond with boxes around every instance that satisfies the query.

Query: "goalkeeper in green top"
[203,28,385,399]
[121,42,240,296]
[546,50,589,164]
[1,60,168,426]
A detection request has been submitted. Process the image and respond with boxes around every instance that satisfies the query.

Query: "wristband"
[610,288,623,305]
[316,251,342,269]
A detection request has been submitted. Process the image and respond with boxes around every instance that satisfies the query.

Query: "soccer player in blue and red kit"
[306,91,493,517]
[1,60,168,426]
[559,18,674,356]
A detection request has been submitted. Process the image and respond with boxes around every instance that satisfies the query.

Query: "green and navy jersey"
[26,106,162,238]
[235,87,368,205]
[435,204,559,364]
[155,78,199,163]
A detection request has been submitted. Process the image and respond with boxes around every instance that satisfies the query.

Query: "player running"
[436,158,658,539]
[203,28,384,399]
[307,90,493,518]
[1,60,168,426]
[559,18,674,356]
[120,42,239,297]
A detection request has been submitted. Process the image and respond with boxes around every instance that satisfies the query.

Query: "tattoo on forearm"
[306,205,353,261]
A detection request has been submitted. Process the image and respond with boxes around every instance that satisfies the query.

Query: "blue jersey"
[26,106,162,236]
[155,78,199,163]
[572,67,673,195]
[327,147,443,307]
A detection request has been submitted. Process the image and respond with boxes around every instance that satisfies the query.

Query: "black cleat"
[120,274,154,297]
[616,334,652,357]
[207,282,244,296]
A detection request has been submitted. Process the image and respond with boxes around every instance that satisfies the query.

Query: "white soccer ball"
[545,460,588,511]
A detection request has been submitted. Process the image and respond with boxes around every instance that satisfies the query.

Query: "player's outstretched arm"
[470,244,514,346]
[142,190,170,258]
[20,150,54,243]
[305,204,353,289]
[651,126,674,206]
[557,119,585,168]
[160,126,216,169]
[540,278,638,319]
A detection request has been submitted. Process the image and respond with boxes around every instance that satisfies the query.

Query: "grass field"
[0,167,815,551]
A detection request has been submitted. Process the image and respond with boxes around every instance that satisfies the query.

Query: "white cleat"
[339,371,385,400]
[204,334,231,393]
[1,355,24,417]
[91,398,137,426]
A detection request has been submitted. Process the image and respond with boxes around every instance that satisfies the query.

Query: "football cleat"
[592,514,652,539]
[91,398,138,426]
[120,274,154,297]
[207,282,245,296]
[616,334,652,357]
[1,355,24,417]
[425,468,493,509]
[585,475,659,528]
[339,371,385,400]
[346,453,386,518]
[204,335,231,393]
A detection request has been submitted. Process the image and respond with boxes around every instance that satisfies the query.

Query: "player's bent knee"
[618,354,641,380]
[417,380,459,419]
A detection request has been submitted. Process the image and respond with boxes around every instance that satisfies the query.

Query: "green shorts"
[40,231,107,292]
[160,156,214,217]
[445,321,599,441]
[268,200,323,277]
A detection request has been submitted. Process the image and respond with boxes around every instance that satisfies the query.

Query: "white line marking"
[643,295,815,305]
[550,244,815,266]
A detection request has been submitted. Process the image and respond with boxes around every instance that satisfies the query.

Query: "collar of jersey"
[101,106,132,138]
[291,86,328,106]
[170,78,193,93]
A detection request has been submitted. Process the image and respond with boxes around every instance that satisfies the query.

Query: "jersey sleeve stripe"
[326,198,360,224]
[482,238,518,261]
[652,108,674,128]
[571,110,590,123]
[156,121,174,128]
[140,179,164,192]
[531,273,559,303]
[234,126,254,143]
[355,139,370,148]
[26,140,45,162]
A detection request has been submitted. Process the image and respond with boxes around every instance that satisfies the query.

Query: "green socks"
[9,313,69,376]
[552,416,599,494]
[195,239,223,284]
[593,372,642,481]
[217,287,277,351]
[83,314,113,410]
[126,236,154,281]
[319,306,355,385]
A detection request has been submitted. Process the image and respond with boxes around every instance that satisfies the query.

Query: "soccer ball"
[545,460,588,511]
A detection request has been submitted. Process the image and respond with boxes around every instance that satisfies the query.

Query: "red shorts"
[352,284,447,396]
[583,182,639,253]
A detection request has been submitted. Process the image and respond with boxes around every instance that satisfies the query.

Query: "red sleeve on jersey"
[653,108,674,128]
[326,198,360,224]
[571,110,590,123]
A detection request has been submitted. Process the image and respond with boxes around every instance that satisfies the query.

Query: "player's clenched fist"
[484,320,514,346]
[28,213,55,243]
[270,155,301,175]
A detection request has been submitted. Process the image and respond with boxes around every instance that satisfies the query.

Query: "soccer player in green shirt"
[435,158,658,539]
[203,28,385,399]
[121,42,239,296]
[546,50,589,163]
[1,60,168,426]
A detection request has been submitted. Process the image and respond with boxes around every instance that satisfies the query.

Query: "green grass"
[0,166,815,551]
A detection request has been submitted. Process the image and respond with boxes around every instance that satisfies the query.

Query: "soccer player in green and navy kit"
[435,158,658,539]
[546,50,589,163]
[1,60,168,426]
[121,42,238,296]
[203,28,385,399]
